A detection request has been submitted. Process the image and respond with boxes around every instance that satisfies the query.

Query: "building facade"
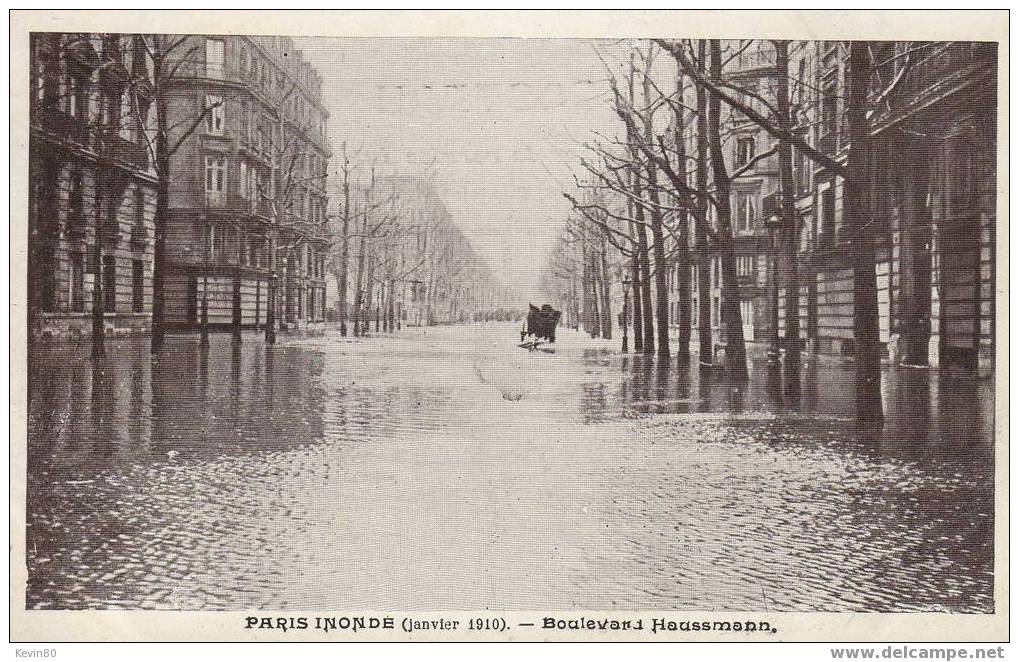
[161,35,331,332]
[784,40,997,377]
[670,40,996,378]
[669,40,779,345]
[29,33,158,340]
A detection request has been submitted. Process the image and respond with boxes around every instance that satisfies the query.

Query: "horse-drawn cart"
[519,303,561,350]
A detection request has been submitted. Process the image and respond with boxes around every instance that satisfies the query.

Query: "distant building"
[161,35,331,332]
[29,33,158,340]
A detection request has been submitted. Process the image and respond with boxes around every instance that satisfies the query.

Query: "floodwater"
[25,323,994,612]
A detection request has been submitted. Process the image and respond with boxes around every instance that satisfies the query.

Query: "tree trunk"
[353,221,367,337]
[338,147,351,337]
[232,275,242,343]
[642,61,671,358]
[708,40,748,381]
[591,247,595,340]
[265,278,276,344]
[775,40,801,400]
[90,186,106,359]
[635,198,654,354]
[200,275,209,348]
[365,256,376,333]
[150,60,169,355]
[674,66,692,366]
[388,280,396,331]
[846,42,884,425]
[599,241,612,340]
[898,138,932,366]
[570,275,579,330]
[695,40,713,366]
[630,250,644,353]
[624,52,653,354]
[90,108,112,360]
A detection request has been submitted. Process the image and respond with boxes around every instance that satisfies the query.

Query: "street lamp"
[621,277,645,354]
[764,210,783,367]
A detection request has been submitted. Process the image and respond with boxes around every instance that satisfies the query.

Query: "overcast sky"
[295,37,627,300]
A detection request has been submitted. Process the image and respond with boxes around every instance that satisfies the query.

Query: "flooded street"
[26,323,994,612]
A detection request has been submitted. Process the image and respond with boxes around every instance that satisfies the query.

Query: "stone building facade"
[29,33,158,340]
[782,40,997,377]
[668,40,781,346]
[669,40,996,377]
[160,35,330,333]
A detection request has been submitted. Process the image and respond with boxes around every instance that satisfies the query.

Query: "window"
[69,251,85,312]
[206,39,225,79]
[134,187,145,226]
[712,295,720,328]
[737,255,755,278]
[205,95,224,135]
[119,90,134,139]
[206,225,226,259]
[799,215,811,253]
[67,71,89,119]
[735,193,756,232]
[240,101,250,141]
[821,76,838,143]
[68,172,84,224]
[736,136,755,168]
[205,156,226,206]
[34,159,59,227]
[103,255,117,313]
[239,162,248,199]
[793,147,810,195]
[795,58,807,107]
[132,259,145,312]
[249,168,259,206]
[740,299,754,325]
[34,247,56,312]
[819,186,836,247]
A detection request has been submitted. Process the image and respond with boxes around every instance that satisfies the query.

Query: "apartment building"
[161,35,331,332]
[784,40,997,376]
[29,33,158,340]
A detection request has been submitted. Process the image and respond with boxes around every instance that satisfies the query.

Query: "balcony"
[871,42,997,131]
[205,191,271,219]
[35,107,90,146]
[66,216,88,240]
[897,42,994,101]
[110,135,148,169]
[130,224,149,248]
[101,220,121,246]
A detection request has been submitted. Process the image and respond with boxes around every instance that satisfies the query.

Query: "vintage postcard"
[9,9,1008,645]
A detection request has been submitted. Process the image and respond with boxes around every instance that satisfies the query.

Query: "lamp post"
[621,277,644,354]
[764,211,783,367]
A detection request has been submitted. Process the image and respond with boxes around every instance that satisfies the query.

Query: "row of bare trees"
[327,147,498,335]
[548,38,921,425]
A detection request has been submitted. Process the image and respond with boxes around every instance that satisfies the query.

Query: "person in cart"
[520,303,561,345]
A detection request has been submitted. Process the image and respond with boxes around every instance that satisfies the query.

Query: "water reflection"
[26,327,994,612]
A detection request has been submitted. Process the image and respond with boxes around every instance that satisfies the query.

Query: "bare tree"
[136,34,230,354]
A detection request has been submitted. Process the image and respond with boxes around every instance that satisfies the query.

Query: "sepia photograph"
[9,9,1007,646]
